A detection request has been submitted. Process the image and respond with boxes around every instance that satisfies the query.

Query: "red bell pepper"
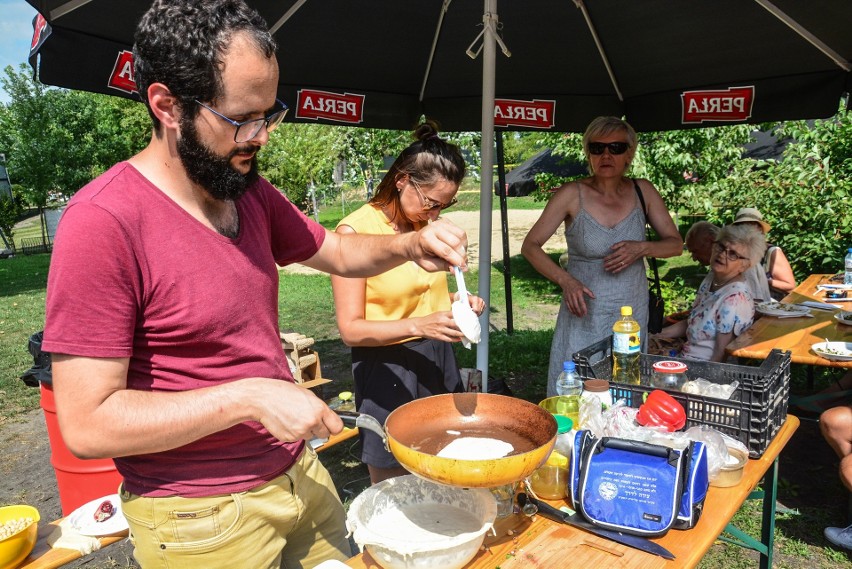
[636,390,686,432]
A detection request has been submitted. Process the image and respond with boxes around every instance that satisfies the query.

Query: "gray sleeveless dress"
[547,185,648,396]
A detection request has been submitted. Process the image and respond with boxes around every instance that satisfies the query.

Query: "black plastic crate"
[573,336,791,458]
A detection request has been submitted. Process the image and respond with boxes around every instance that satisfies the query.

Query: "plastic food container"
[529,450,570,500]
[581,379,613,409]
[0,504,40,569]
[710,447,748,487]
[651,361,689,391]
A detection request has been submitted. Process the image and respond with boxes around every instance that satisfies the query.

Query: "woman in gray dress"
[522,117,682,396]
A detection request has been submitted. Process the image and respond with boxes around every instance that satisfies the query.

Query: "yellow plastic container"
[0,504,40,569]
[528,451,569,500]
[539,396,580,426]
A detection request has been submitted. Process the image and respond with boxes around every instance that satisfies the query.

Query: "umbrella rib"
[754,0,851,72]
[49,0,93,20]
[269,0,310,35]
[573,0,624,101]
[420,0,454,102]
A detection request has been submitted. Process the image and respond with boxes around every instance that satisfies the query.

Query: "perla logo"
[681,86,754,124]
[108,50,137,94]
[296,89,364,124]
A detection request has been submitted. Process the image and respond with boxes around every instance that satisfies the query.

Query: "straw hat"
[732,207,770,233]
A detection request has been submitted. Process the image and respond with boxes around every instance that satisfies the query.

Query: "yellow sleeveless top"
[337,204,451,339]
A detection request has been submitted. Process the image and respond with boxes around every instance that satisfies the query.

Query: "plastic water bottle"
[845,248,852,285]
[555,361,582,425]
[612,306,641,385]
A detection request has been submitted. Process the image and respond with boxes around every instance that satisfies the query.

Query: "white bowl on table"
[812,341,852,361]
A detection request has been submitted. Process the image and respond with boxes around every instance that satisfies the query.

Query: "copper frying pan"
[339,392,556,488]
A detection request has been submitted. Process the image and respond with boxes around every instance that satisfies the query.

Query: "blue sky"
[0,1,38,103]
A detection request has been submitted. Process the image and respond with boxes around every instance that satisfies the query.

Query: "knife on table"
[516,493,676,560]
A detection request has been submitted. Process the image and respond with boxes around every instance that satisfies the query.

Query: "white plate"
[835,312,852,326]
[67,494,128,536]
[812,342,852,361]
[756,302,811,317]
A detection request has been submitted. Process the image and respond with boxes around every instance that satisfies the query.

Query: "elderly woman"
[732,207,796,300]
[654,224,766,362]
[522,116,682,396]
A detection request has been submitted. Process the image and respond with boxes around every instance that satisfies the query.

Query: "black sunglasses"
[587,141,630,155]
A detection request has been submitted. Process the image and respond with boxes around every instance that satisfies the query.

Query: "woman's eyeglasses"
[713,242,747,262]
[587,141,630,155]
[410,181,457,211]
[195,98,289,143]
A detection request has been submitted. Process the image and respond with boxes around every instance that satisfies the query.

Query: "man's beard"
[177,115,259,201]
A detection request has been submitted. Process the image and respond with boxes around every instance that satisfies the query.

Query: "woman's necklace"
[712,274,741,290]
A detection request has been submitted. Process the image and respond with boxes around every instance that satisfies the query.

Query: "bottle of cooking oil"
[612,306,641,385]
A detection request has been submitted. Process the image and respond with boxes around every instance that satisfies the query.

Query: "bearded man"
[41,1,468,567]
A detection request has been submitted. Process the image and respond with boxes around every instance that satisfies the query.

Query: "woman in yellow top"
[331,122,485,484]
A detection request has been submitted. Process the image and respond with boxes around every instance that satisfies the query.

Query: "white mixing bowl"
[346,475,497,569]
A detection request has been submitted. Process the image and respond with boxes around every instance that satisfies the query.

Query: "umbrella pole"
[476,0,498,389]
[495,131,513,334]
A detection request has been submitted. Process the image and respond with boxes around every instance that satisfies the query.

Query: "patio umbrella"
[26,0,852,382]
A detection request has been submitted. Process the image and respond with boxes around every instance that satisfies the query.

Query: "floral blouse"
[680,274,754,361]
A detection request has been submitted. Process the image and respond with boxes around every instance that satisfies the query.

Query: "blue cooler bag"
[571,431,708,537]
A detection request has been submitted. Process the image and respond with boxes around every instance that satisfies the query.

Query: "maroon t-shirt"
[43,162,326,497]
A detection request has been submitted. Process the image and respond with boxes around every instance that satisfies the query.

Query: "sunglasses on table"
[587,141,630,155]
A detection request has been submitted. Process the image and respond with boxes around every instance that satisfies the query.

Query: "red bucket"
[40,383,123,515]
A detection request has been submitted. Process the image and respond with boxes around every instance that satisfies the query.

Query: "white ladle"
[451,266,481,349]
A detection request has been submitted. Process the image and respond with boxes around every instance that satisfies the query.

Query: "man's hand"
[408,218,468,272]
[246,379,343,443]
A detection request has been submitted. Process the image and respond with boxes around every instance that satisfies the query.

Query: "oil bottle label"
[613,331,640,354]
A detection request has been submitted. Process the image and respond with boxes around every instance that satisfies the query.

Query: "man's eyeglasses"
[410,180,457,211]
[587,141,630,155]
[195,98,289,143]
[713,242,747,262]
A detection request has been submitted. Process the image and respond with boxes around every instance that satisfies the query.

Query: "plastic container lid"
[583,379,611,393]
[545,451,569,468]
[553,414,573,433]
[620,306,633,316]
[562,360,576,372]
[652,361,688,373]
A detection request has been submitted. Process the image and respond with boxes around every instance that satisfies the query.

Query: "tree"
[710,111,852,277]
[0,65,148,244]
[258,123,347,207]
[0,193,23,252]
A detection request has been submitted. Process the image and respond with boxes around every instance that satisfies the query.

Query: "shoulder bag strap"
[633,179,662,296]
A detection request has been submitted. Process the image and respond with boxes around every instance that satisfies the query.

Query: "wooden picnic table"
[345,416,800,569]
[727,273,852,368]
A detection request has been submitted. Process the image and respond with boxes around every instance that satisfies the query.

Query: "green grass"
[0,254,50,422]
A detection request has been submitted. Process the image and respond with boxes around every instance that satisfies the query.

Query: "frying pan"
[338,393,556,488]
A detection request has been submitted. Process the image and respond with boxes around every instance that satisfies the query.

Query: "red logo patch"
[681,86,754,124]
[296,89,364,124]
[30,14,48,52]
[494,99,556,129]
[108,50,137,94]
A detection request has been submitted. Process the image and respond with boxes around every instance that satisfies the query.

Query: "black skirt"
[351,338,463,468]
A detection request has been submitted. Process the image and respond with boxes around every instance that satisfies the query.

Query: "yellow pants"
[120,446,351,568]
